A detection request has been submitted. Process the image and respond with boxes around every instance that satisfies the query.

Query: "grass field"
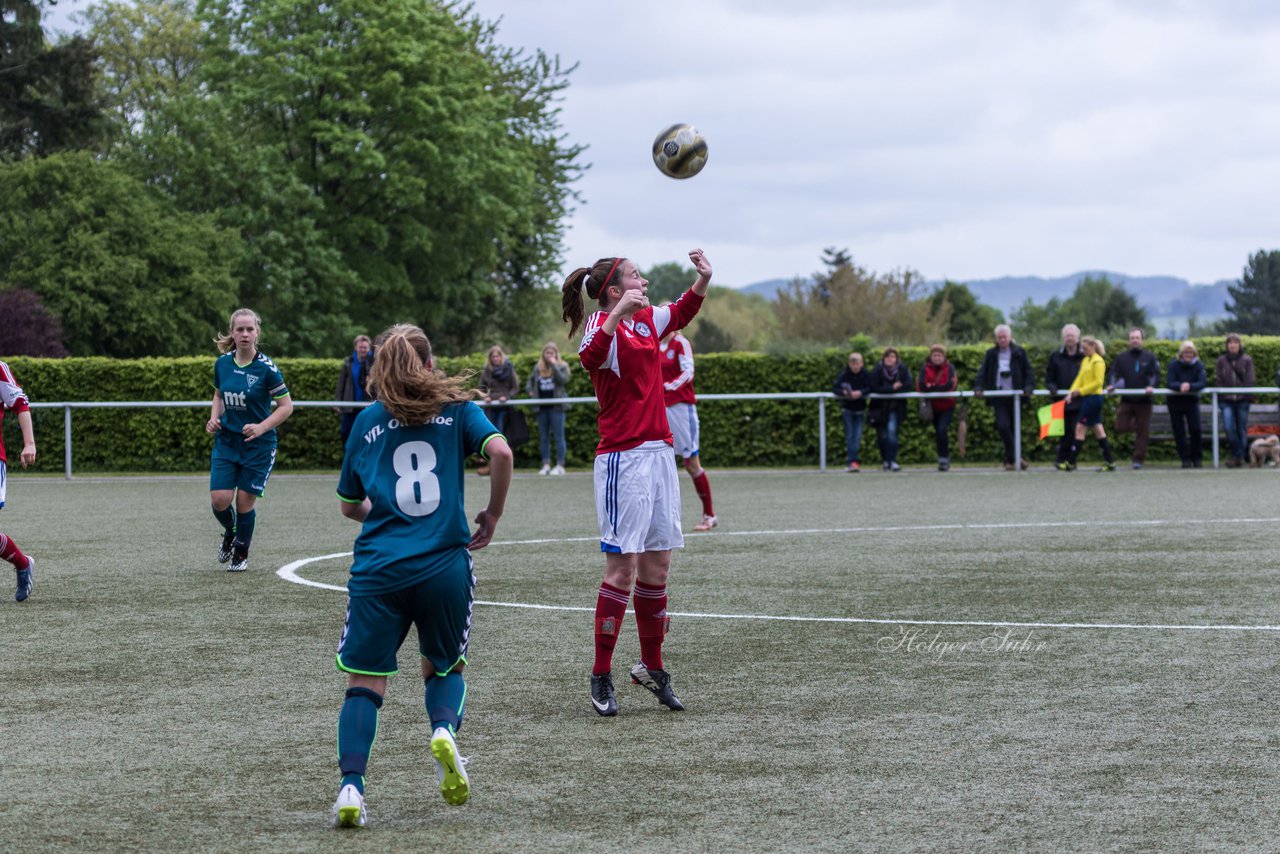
[3,464,1280,852]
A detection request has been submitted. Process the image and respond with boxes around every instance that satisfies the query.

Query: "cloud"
[45,0,1280,286]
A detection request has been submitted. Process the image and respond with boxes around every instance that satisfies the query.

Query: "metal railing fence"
[26,386,1278,478]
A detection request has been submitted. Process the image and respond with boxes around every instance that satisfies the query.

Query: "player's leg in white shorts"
[594,441,684,554]
[665,403,700,459]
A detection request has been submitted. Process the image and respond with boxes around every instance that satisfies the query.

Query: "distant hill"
[950,272,1232,318]
[732,271,1234,336]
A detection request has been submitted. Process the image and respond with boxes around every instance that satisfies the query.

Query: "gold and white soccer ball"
[652,123,708,179]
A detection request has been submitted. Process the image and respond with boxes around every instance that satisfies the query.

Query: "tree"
[163,0,586,355]
[79,0,203,146]
[0,0,107,157]
[929,281,1004,343]
[1010,275,1148,344]
[0,287,69,356]
[773,255,946,347]
[0,152,239,356]
[1226,249,1280,334]
[642,261,697,305]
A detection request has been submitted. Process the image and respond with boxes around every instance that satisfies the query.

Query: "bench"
[1149,402,1280,442]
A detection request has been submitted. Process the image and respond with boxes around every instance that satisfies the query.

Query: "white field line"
[277,516,1280,632]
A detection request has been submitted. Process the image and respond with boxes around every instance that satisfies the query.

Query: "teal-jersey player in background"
[330,323,513,828]
[205,308,294,572]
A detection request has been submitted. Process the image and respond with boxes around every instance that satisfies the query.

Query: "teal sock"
[337,687,382,795]
[235,508,256,549]
[425,671,467,734]
[212,505,236,534]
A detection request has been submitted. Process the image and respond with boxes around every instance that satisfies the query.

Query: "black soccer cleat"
[217,530,235,564]
[590,672,618,717]
[629,663,685,711]
[228,546,248,573]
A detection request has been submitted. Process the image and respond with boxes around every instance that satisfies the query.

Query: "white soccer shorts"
[594,440,684,554]
[665,403,700,459]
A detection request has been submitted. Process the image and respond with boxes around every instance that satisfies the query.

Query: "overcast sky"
[46,1,1280,288]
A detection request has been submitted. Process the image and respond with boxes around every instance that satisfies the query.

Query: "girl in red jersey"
[561,248,712,716]
[0,360,37,602]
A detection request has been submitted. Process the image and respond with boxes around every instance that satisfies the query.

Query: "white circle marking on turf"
[277,515,1280,632]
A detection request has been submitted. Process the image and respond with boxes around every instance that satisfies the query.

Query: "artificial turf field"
[2,465,1279,852]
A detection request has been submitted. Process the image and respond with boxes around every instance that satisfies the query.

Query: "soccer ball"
[652,123,708,179]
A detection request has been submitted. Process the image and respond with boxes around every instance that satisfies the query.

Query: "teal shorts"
[336,551,475,677]
[209,438,277,496]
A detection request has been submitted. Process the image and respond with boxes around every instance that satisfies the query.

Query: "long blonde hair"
[1081,335,1106,358]
[213,308,261,354]
[537,342,564,378]
[368,324,476,424]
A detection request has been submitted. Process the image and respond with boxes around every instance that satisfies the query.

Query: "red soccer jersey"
[578,290,705,454]
[0,360,31,464]
[659,332,696,407]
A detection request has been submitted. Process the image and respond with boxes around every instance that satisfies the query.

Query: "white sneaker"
[694,514,717,532]
[538,464,551,475]
[549,465,565,476]
[331,783,367,828]
[431,727,470,806]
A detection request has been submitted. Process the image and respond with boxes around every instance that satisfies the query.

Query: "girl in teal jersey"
[205,308,294,572]
[330,324,513,827]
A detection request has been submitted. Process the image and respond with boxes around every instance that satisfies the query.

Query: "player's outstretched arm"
[470,437,513,550]
[689,248,713,296]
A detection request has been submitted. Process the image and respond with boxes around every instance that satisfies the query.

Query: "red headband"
[595,257,624,297]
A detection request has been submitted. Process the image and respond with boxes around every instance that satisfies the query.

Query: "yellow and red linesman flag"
[1038,400,1066,440]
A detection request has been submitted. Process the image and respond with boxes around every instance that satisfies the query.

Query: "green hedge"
[3,336,1278,472]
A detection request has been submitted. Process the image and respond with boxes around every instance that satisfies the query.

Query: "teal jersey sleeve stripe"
[337,491,363,504]
[478,432,503,458]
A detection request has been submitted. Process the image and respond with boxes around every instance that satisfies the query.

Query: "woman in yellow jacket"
[1058,336,1116,472]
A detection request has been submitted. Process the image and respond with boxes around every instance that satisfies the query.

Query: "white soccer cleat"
[331,783,367,828]
[431,727,470,806]
[693,514,717,532]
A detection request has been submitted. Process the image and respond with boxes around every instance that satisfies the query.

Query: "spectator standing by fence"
[1107,328,1160,469]
[335,335,373,444]
[869,348,911,471]
[1215,333,1255,468]
[477,345,519,476]
[1045,324,1085,468]
[832,352,871,472]
[527,342,570,476]
[974,324,1034,471]
[1166,341,1207,468]
[917,345,958,471]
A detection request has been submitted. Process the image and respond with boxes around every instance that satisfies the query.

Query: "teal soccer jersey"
[337,401,500,597]
[212,352,289,444]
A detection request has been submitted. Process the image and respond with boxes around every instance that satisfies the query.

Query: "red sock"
[0,532,28,570]
[593,582,629,676]
[633,581,669,671]
[692,471,714,516]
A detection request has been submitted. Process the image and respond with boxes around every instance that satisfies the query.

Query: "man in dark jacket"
[335,334,373,443]
[1106,328,1160,469]
[974,324,1035,470]
[1045,323,1084,467]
